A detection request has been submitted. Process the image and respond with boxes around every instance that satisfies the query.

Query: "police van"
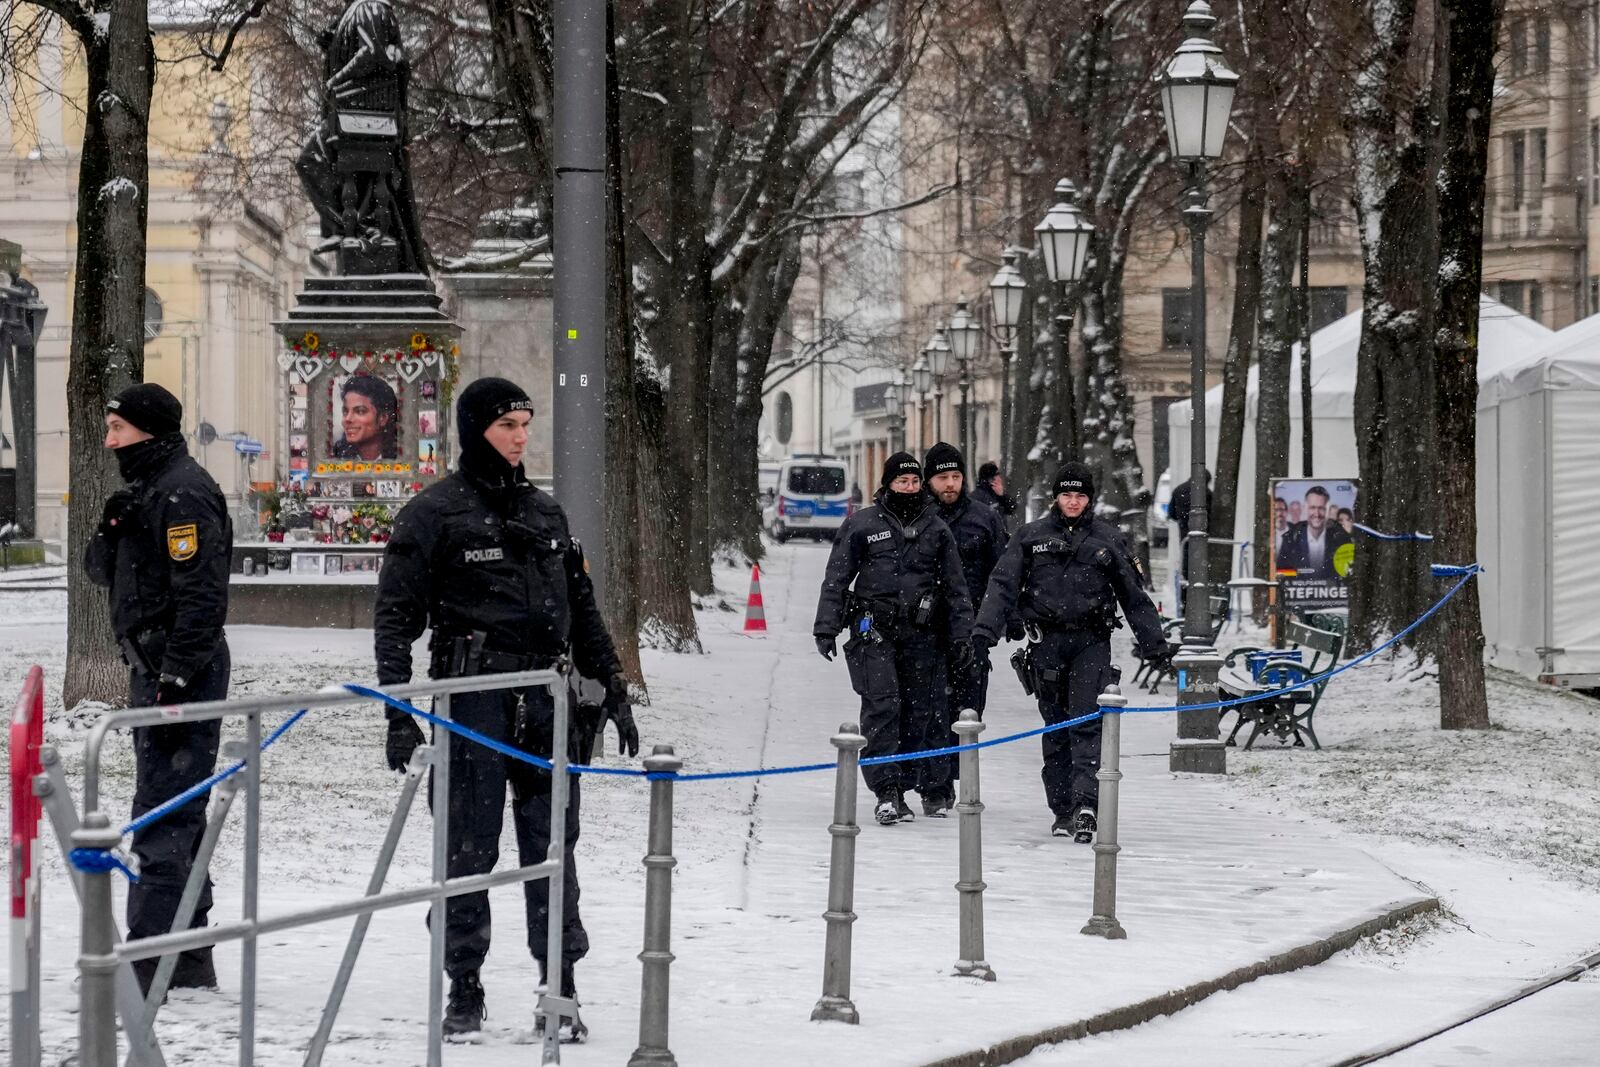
[765,455,852,542]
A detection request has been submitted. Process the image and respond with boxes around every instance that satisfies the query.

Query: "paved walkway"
[654,542,1433,1065]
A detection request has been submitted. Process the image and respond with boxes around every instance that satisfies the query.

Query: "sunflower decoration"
[410,331,429,352]
[301,331,320,352]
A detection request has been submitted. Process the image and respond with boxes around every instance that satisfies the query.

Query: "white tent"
[1477,313,1600,683]
[1166,295,1552,552]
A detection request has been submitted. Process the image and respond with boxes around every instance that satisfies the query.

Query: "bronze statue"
[295,0,428,275]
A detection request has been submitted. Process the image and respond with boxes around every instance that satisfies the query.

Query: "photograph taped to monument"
[328,372,402,463]
[1270,477,1359,609]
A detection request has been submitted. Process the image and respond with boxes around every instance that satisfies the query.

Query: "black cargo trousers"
[432,683,587,980]
[1031,629,1118,818]
[842,625,952,803]
[127,639,230,990]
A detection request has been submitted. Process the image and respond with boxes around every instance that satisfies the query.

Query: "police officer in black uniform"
[974,462,1171,841]
[85,383,232,995]
[923,443,1009,785]
[814,452,974,824]
[374,377,637,1041]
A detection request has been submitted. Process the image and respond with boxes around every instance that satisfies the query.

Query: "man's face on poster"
[1273,498,1286,530]
[1288,500,1303,524]
[343,391,382,449]
[1305,490,1329,535]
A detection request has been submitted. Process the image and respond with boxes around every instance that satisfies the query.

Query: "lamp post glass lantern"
[1157,0,1238,776]
[990,250,1027,474]
[1034,179,1094,463]
[927,327,950,444]
[947,301,981,458]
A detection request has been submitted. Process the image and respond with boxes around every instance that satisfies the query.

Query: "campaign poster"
[1269,477,1359,609]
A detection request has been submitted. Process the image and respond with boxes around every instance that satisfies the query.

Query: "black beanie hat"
[456,377,534,445]
[923,442,965,481]
[1052,461,1095,499]
[107,383,182,438]
[881,451,922,489]
[977,461,1000,483]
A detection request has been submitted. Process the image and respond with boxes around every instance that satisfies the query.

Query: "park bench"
[1216,618,1344,750]
[1132,591,1229,694]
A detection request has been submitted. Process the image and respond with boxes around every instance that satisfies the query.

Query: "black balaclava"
[1052,461,1096,529]
[880,451,925,524]
[107,383,187,484]
[455,376,535,498]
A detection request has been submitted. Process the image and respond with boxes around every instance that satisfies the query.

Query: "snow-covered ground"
[3,544,1598,1065]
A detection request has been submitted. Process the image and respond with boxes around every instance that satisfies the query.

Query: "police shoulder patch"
[167,524,198,562]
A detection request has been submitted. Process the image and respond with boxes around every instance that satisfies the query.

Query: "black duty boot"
[874,791,901,826]
[536,960,588,1043]
[1072,806,1098,844]
[1050,815,1074,838]
[168,952,218,991]
[443,971,486,1037]
[921,791,953,818]
[895,791,916,823]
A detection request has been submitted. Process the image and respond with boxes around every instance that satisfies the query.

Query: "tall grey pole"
[999,342,1012,474]
[427,693,452,1067]
[75,812,120,1067]
[951,710,994,980]
[1082,687,1127,939]
[1053,288,1077,462]
[630,745,681,1066]
[1171,162,1225,775]
[812,723,866,1024]
[552,0,608,603]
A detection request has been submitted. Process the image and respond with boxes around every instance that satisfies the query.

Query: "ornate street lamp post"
[884,371,906,453]
[912,356,931,454]
[946,300,981,459]
[1157,0,1239,776]
[1034,178,1094,464]
[926,326,951,445]
[989,249,1026,475]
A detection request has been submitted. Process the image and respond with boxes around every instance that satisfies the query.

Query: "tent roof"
[1480,310,1600,407]
[1172,295,1551,425]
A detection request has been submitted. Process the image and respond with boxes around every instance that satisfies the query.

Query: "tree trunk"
[1081,237,1145,514]
[1212,162,1265,542]
[1251,175,1303,613]
[604,0,643,683]
[1432,0,1501,729]
[64,8,155,710]
[661,0,714,596]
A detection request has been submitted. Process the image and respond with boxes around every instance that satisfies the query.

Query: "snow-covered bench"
[1216,620,1344,750]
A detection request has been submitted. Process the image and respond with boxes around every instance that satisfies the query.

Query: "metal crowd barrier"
[63,669,576,1067]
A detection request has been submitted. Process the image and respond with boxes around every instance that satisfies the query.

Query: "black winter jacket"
[813,491,973,644]
[84,439,232,683]
[974,509,1164,652]
[936,490,1008,612]
[374,471,622,685]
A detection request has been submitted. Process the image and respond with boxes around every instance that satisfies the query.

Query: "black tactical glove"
[951,639,974,670]
[1005,619,1027,643]
[971,638,991,670]
[155,674,190,706]
[603,675,640,758]
[816,636,836,661]
[98,489,138,539]
[385,713,425,772]
[1146,641,1180,671]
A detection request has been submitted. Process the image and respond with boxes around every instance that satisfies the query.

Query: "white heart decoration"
[396,356,424,383]
[276,350,296,373]
[339,353,363,374]
[294,355,323,382]
[418,348,438,367]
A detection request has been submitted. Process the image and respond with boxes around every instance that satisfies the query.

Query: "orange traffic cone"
[744,563,768,634]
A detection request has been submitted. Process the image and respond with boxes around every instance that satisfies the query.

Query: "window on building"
[1532,128,1547,205]
[1529,282,1543,324]
[1510,133,1526,209]
[1161,288,1192,348]
[1589,277,1599,317]
[1535,16,1551,74]
[1308,287,1348,332]
[1594,1,1600,67]
[1499,280,1526,313]
[1509,18,1527,76]
[1591,121,1600,203]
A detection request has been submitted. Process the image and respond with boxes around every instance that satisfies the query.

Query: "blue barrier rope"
[75,562,1482,881]
[1354,523,1434,542]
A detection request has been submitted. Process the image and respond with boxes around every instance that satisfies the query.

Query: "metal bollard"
[629,744,682,1067]
[76,812,121,1067]
[811,722,866,1024]
[1081,686,1128,939]
[951,709,996,980]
